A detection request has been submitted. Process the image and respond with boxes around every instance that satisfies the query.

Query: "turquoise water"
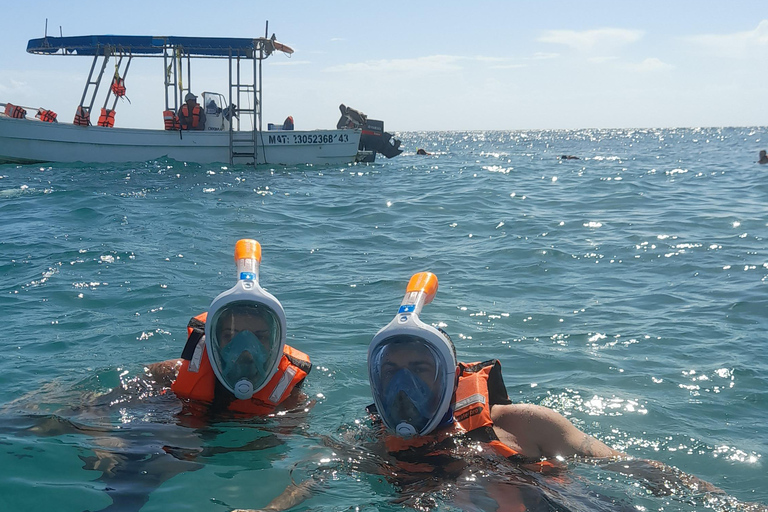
[1,127,766,511]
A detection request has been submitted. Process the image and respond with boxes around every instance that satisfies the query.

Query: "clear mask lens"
[370,336,448,435]
[209,302,282,397]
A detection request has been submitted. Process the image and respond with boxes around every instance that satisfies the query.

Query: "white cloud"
[537,28,644,52]
[269,60,312,66]
[587,56,618,64]
[324,55,465,73]
[530,52,560,60]
[625,57,674,72]
[489,63,527,70]
[683,19,768,58]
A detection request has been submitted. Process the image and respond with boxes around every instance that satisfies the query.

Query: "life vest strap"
[181,315,206,360]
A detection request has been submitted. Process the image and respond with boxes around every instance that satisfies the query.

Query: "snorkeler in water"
[239,272,749,512]
[146,239,312,416]
[6,240,313,512]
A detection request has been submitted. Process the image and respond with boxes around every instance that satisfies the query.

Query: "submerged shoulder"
[145,358,183,387]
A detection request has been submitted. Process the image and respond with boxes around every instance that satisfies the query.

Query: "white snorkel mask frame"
[205,239,286,400]
[368,272,457,437]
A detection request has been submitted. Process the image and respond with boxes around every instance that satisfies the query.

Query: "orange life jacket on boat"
[163,110,180,130]
[4,103,27,119]
[111,77,127,97]
[36,109,58,123]
[378,359,557,472]
[97,108,115,128]
[179,104,202,130]
[170,312,312,414]
[74,106,90,126]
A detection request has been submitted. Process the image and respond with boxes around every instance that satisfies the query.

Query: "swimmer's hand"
[144,359,182,387]
[230,477,316,512]
[598,457,724,496]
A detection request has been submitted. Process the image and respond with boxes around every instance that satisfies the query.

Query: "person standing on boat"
[178,92,207,130]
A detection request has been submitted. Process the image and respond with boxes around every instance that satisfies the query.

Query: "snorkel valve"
[235,238,261,285]
[398,272,438,320]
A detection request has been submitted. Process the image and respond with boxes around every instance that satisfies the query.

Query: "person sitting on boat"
[146,239,311,416]
[177,92,207,130]
[759,150,768,164]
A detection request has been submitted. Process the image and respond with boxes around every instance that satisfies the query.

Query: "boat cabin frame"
[25,31,289,165]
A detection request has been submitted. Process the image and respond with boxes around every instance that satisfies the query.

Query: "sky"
[0,0,766,131]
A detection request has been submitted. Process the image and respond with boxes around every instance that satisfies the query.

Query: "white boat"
[0,33,364,166]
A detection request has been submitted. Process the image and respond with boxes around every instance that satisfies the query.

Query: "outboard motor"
[337,104,402,161]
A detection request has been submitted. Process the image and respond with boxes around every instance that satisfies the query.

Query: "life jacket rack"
[75,47,132,127]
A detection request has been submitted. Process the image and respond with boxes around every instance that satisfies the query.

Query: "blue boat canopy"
[26,35,269,57]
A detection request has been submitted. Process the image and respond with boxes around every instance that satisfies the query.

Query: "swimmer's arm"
[144,358,182,387]
[512,406,725,495]
[493,403,622,458]
[231,476,317,512]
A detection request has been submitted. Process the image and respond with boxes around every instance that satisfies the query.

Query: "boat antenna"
[60,26,63,37]
[265,20,268,39]
[44,18,48,37]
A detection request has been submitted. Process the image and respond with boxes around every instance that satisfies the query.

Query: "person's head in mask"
[368,272,457,437]
[204,239,288,400]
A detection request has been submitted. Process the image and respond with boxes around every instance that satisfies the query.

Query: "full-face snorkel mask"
[368,272,457,437]
[205,239,286,400]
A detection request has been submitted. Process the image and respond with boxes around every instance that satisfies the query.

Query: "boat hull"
[0,117,361,166]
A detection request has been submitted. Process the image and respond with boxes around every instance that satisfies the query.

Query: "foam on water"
[0,127,766,511]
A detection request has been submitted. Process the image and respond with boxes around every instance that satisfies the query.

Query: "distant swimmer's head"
[759,150,768,164]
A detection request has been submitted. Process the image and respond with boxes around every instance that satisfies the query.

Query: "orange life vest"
[97,108,115,128]
[74,106,90,126]
[163,110,180,130]
[179,104,202,130]
[36,109,58,123]
[4,103,27,119]
[170,312,312,414]
[111,77,127,97]
[379,359,557,472]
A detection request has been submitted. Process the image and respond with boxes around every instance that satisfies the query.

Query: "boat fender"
[97,108,116,128]
[74,106,91,126]
[36,109,58,123]
[4,103,27,119]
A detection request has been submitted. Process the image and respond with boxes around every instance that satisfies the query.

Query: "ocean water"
[0,127,766,512]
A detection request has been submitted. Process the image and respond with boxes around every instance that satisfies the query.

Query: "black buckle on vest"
[180,316,206,360]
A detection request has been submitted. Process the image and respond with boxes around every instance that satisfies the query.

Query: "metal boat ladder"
[228,48,260,166]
